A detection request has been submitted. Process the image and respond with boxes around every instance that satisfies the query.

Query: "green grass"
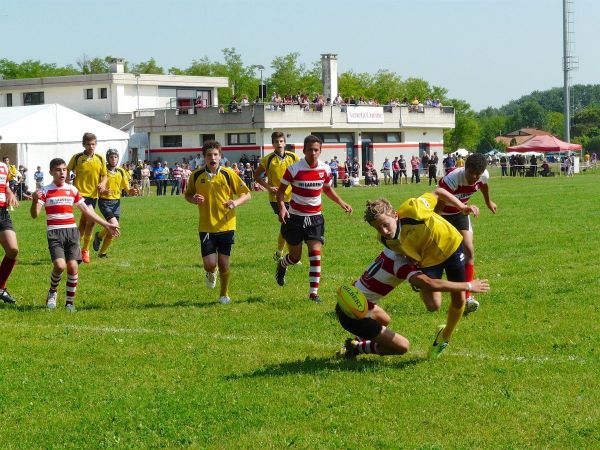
[1,171,599,448]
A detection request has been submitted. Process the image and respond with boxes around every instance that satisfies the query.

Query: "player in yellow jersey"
[185,140,251,305]
[92,149,137,258]
[364,188,482,359]
[67,133,108,263]
[253,131,300,260]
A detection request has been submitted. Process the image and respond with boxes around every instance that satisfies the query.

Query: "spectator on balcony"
[228,96,239,113]
[348,96,357,105]
[358,96,367,105]
[410,96,419,112]
[194,96,205,112]
[315,95,325,112]
[401,97,409,105]
[299,95,310,111]
[333,93,344,105]
[240,95,249,107]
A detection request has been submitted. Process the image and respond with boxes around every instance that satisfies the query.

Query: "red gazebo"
[507,135,582,152]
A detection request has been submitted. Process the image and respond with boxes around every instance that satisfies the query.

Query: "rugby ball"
[337,285,369,319]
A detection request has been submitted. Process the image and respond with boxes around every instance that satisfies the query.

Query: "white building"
[134,104,454,175]
[0,58,228,126]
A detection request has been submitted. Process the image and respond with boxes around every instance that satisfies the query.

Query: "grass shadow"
[226,355,425,380]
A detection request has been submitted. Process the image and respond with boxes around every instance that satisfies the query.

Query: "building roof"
[0,73,229,90]
[495,128,552,146]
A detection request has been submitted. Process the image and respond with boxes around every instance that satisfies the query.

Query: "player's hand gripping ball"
[337,285,368,319]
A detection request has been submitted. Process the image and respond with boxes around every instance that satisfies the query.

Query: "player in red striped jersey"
[336,248,490,359]
[275,135,352,303]
[30,158,119,311]
[0,145,21,304]
[437,153,497,316]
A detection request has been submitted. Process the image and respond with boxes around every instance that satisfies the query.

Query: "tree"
[269,52,305,96]
[0,58,79,79]
[76,55,112,74]
[444,99,480,152]
[338,70,371,101]
[130,58,164,74]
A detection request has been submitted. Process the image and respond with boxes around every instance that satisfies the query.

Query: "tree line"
[1,50,599,153]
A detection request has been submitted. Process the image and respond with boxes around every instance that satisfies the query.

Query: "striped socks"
[308,250,321,297]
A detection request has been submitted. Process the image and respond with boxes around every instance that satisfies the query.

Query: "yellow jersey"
[379,192,463,268]
[185,166,250,233]
[67,152,107,198]
[100,167,129,200]
[7,165,18,182]
[259,151,299,202]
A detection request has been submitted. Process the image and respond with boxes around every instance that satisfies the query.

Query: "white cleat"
[463,296,480,317]
[219,296,231,305]
[205,271,217,289]
[46,290,57,310]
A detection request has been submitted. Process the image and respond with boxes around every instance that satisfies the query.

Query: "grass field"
[1,170,599,449]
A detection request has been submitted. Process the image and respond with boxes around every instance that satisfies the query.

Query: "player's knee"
[393,336,410,354]
[425,301,441,312]
[5,247,18,259]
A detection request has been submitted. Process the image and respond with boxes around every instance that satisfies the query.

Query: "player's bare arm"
[432,187,479,217]
[253,165,277,194]
[185,192,204,205]
[409,272,490,293]
[223,192,251,209]
[275,187,289,223]
[323,186,353,214]
[6,187,19,208]
[77,203,120,237]
[479,184,497,214]
[29,191,42,218]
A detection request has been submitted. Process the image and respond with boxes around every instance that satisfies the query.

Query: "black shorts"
[98,199,121,221]
[199,231,235,257]
[270,201,290,215]
[442,213,471,232]
[421,244,465,282]
[47,228,82,263]
[335,304,382,340]
[0,208,14,232]
[83,197,98,208]
[282,214,325,246]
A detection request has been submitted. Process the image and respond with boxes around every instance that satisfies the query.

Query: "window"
[85,88,93,100]
[200,134,215,144]
[23,91,44,105]
[361,132,402,143]
[311,132,355,144]
[227,133,255,145]
[99,87,107,99]
[161,135,182,147]
[6,93,12,107]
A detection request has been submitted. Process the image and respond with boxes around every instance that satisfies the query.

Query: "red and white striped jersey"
[38,183,85,231]
[354,248,421,304]
[280,159,332,216]
[438,167,489,214]
[0,163,10,208]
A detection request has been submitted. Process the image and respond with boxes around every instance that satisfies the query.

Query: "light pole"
[252,65,265,103]
[134,72,140,112]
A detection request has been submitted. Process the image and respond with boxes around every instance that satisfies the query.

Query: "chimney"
[109,58,125,73]
[321,54,338,101]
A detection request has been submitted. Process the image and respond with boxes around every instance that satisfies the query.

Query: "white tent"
[0,104,129,190]
[455,148,470,157]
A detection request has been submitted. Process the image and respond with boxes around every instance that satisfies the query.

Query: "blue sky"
[2,0,598,110]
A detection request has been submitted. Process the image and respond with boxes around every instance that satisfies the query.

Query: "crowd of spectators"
[213,91,445,114]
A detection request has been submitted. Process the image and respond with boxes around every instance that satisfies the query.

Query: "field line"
[0,322,590,365]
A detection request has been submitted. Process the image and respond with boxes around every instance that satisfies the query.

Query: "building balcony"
[133,103,455,133]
